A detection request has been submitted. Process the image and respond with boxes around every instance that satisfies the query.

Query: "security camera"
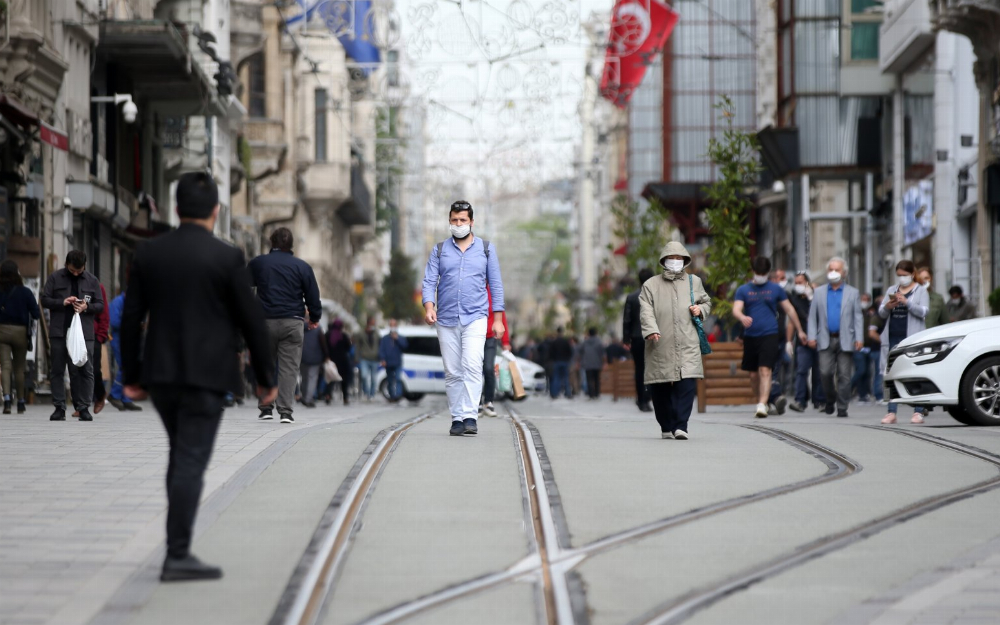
[63,196,73,210]
[122,99,138,124]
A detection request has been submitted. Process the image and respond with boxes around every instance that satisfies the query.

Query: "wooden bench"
[697,341,757,412]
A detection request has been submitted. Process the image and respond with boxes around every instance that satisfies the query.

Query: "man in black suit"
[121,172,276,582]
[623,267,654,412]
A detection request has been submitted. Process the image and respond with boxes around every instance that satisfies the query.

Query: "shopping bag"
[68,312,89,367]
[506,354,527,399]
[498,360,513,395]
[324,360,342,383]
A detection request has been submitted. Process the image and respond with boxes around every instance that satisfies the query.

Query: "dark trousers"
[92,340,106,401]
[150,387,225,559]
[819,342,854,411]
[385,366,402,400]
[794,344,826,406]
[650,378,697,433]
[550,361,570,398]
[630,341,651,406]
[482,338,497,404]
[50,337,95,411]
[585,369,601,398]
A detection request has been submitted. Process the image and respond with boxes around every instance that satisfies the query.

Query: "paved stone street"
[2,396,1000,625]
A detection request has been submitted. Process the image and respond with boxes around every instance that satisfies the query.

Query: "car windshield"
[403,336,441,357]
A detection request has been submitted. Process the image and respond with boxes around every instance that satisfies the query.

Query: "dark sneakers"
[823,404,836,415]
[160,554,223,582]
[123,402,143,412]
[79,409,93,422]
[463,418,478,435]
[259,408,274,420]
[788,401,805,413]
[837,409,849,418]
[50,409,66,421]
[280,414,294,424]
[449,421,465,436]
[17,401,26,414]
[774,396,788,415]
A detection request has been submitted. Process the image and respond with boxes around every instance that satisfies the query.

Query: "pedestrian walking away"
[249,227,322,424]
[355,317,381,401]
[807,257,865,418]
[120,172,276,582]
[0,260,40,414]
[480,286,509,417]
[547,327,574,399]
[623,267,654,412]
[41,250,105,422]
[946,285,977,323]
[108,289,142,412]
[879,260,930,425]
[639,242,712,439]
[733,256,807,419]
[580,328,605,399]
[422,200,505,436]
[917,267,946,328]
[786,271,826,412]
[300,314,329,408]
[379,319,408,402]
[326,319,354,405]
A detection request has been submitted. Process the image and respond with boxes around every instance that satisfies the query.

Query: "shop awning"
[97,20,224,116]
[0,94,39,128]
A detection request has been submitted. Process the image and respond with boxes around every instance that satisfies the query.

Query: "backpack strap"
[436,238,490,279]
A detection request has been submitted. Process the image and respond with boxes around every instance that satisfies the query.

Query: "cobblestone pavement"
[3,395,1000,625]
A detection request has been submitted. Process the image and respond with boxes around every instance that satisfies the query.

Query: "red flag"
[600,0,679,108]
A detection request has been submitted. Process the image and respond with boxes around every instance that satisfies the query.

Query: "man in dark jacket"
[121,172,276,582]
[622,267,654,411]
[41,250,105,422]
[548,327,573,399]
[249,228,322,424]
[378,319,408,401]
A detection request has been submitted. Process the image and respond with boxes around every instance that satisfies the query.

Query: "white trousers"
[437,317,487,422]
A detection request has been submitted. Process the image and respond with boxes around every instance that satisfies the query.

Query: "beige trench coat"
[639,259,712,383]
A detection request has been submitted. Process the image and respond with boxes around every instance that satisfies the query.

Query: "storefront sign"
[39,122,68,151]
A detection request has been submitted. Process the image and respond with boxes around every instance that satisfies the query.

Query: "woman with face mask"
[638,241,712,440]
[878,260,930,424]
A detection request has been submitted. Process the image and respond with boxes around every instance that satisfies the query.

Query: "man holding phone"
[41,251,105,422]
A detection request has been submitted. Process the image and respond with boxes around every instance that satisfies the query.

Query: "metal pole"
[893,73,905,263]
[801,173,810,272]
[865,172,874,296]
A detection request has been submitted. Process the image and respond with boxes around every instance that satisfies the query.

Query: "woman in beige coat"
[639,241,712,440]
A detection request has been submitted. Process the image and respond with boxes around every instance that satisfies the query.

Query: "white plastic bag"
[68,312,89,367]
[324,360,342,383]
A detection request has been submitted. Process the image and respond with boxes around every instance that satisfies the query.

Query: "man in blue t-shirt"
[733,256,808,419]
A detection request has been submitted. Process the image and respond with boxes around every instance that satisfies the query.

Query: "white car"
[373,326,546,401]
[883,316,1000,426]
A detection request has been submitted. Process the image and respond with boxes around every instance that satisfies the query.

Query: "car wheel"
[959,356,1000,426]
[945,405,979,426]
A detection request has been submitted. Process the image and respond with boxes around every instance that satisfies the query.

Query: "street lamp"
[90,93,138,124]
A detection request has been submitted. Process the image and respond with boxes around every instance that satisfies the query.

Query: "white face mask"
[778,279,788,289]
[752,274,769,285]
[827,271,842,283]
[664,259,684,272]
[897,275,913,287]
[450,223,471,239]
[921,280,931,288]
[794,284,807,294]
[860,300,871,309]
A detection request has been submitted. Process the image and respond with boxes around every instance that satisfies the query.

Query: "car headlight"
[902,337,963,365]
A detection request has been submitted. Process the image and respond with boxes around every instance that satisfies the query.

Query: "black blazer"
[121,223,274,394]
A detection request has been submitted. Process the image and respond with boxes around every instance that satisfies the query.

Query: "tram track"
[628,424,1000,625]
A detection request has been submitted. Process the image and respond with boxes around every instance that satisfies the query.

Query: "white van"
[373,325,546,401]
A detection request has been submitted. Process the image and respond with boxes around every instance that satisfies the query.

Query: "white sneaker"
[673,429,689,440]
[483,404,498,417]
[755,403,769,418]
[661,431,674,439]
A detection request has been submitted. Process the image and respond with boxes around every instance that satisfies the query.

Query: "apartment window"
[248,53,266,118]
[843,0,881,63]
[315,88,328,163]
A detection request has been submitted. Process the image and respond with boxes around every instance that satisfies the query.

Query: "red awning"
[614,177,628,191]
[0,94,39,128]
[613,242,628,256]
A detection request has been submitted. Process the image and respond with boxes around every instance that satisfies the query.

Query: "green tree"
[702,96,760,321]
[375,107,404,235]
[379,249,423,323]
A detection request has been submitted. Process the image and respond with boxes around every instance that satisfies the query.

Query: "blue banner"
[286,0,381,72]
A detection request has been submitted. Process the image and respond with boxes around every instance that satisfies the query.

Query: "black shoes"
[280,414,294,424]
[638,402,653,413]
[50,409,66,421]
[774,397,788,415]
[79,409,93,422]
[788,401,805,413]
[823,404,835,415]
[837,409,849,418]
[450,421,466,436]
[17,401,25,414]
[259,408,273,420]
[108,397,125,411]
[3,399,10,414]
[463,418,478,435]
[160,554,223,582]
[123,402,142,412]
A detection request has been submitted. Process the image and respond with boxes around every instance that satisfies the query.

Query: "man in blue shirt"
[378,319,408,401]
[733,256,807,419]
[422,201,506,436]
[108,290,141,411]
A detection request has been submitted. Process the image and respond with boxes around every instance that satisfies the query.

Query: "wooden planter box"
[696,341,757,412]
